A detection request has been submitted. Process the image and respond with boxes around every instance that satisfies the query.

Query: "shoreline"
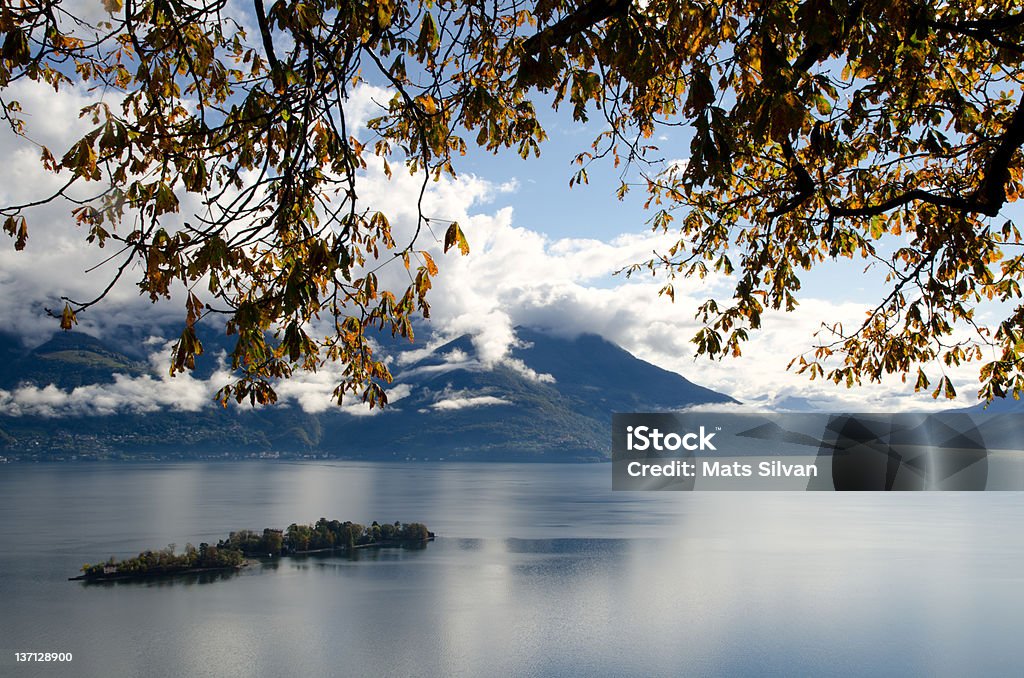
[68,561,253,582]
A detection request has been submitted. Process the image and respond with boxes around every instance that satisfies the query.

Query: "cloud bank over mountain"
[0,329,738,461]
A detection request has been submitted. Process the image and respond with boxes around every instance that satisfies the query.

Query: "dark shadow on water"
[76,568,242,588]
[502,538,630,555]
[73,544,435,585]
[288,542,429,563]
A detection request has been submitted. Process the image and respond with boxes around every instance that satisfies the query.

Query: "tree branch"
[829,96,1024,219]
[828,189,971,218]
[768,140,815,218]
[252,0,282,89]
[520,0,631,57]
[972,97,1024,215]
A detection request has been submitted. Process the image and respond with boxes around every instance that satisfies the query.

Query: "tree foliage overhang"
[2,0,1024,404]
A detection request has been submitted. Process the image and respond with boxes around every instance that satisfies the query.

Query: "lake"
[1,462,1023,676]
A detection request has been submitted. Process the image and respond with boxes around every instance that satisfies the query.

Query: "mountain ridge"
[0,327,735,461]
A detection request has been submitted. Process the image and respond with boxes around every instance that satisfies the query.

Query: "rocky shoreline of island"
[70,519,434,582]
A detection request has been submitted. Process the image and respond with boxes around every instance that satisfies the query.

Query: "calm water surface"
[1,462,1023,677]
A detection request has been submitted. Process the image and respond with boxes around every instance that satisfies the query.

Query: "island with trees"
[71,519,433,582]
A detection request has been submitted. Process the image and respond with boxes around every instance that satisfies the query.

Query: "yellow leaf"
[421,251,439,275]
[60,303,78,330]
[418,95,438,115]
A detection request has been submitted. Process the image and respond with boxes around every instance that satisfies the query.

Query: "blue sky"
[454,99,896,302]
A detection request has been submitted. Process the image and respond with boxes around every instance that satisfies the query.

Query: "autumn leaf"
[60,303,77,330]
[443,222,469,256]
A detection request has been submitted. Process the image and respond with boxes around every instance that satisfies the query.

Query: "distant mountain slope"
[964,397,1024,414]
[319,329,736,460]
[0,328,735,461]
[0,331,147,390]
[512,327,732,416]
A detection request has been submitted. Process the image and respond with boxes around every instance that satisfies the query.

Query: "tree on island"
[2,1,1024,402]
[79,518,432,578]
[81,541,244,577]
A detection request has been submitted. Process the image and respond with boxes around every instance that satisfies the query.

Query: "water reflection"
[2,463,1024,677]
[75,568,242,588]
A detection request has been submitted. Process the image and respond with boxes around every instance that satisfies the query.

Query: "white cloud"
[0,338,413,417]
[0,78,214,345]
[272,363,412,415]
[0,347,230,417]
[431,394,511,411]
[422,384,511,411]
[503,357,555,384]
[397,346,484,380]
[366,167,987,411]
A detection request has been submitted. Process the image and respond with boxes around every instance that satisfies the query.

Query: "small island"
[71,519,434,582]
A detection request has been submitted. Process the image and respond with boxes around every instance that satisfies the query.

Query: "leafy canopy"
[2,0,1024,404]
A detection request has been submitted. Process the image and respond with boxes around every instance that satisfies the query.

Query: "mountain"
[0,327,735,462]
[0,331,148,390]
[964,397,1024,414]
